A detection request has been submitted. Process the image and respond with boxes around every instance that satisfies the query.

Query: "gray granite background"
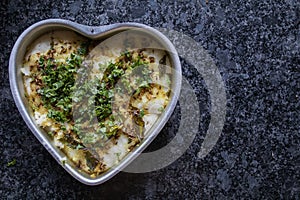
[1,0,299,199]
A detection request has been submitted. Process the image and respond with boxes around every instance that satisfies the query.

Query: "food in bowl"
[21,30,172,177]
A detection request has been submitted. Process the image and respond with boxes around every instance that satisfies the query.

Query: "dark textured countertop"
[1,0,299,199]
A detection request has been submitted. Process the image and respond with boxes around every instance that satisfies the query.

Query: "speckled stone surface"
[1,0,299,199]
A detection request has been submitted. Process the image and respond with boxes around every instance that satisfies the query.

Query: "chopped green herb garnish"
[76,144,85,150]
[38,53,83,122]
[115,152,121,161]
[61,125,66,131]
[7,159,16,167]
[140,109,145,117]
[77,41,90,56]
[48,131,54,137]
[61,158,67,165]
[158,107,165,112]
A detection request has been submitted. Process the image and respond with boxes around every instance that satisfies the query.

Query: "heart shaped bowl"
[9,19,181,185]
